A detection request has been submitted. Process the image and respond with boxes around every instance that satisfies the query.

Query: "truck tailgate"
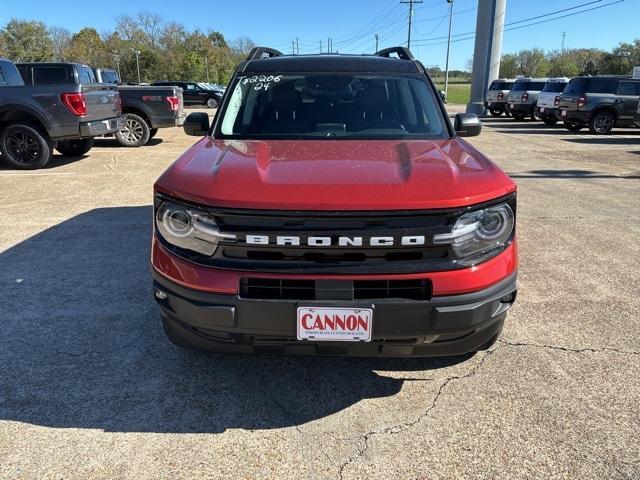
[82,84,121,121]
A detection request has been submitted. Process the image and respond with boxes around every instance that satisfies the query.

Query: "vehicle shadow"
[0,153,90,170]
[94,138,164,148]
[563,136,640,145]
[0,206,471,433]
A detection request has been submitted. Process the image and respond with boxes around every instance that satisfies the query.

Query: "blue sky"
[1,0,637,70]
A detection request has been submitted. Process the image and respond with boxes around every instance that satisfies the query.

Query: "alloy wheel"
[122,119,144,142]
[5,131,40,165]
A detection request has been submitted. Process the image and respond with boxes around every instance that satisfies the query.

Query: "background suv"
[484,78,515,117]
[535,77,570,125]
[152,81,222,108]
[507,77,548,120]
[557,76,640,134]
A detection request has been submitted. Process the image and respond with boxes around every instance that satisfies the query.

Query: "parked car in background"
[534,77,570,125]
[506,77,549,120]
[93,68,186,147]
[2,59,124,168]
[557,76,640,134]
[152,81,223,108]
[484,78,515,117]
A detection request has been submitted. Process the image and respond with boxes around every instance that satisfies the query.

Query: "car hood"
[155,138,516,210]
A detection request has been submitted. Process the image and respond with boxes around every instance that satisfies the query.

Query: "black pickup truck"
[94,68,185,146]
[0,58,124,169]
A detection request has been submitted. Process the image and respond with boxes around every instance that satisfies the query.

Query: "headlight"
[433,203,514,263]
[155,202,236,256]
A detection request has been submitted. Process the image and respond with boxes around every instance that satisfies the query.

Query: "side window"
[77,66,96,83]
[617,81,636,96]
[588,78,617,94]
[33,66,69,84]
[186,84,196,90]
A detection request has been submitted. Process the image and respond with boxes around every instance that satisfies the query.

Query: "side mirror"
[454,113,482,137]
[439,90,446,102]
[183,112,210,136]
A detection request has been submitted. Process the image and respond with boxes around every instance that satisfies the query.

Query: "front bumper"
[153,270,517,357]
[79,115,126,137]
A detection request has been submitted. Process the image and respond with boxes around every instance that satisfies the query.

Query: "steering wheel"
[363,119,407,131]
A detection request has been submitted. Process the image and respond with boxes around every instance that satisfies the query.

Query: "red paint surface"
[152,238,517,297]
[155,137,516,211]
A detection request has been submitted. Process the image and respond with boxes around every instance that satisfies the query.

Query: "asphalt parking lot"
[0,109,638,479]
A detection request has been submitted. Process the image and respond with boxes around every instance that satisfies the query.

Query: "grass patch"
[434,83,470,105]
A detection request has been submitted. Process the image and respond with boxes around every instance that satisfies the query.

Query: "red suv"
[152,47,517,357]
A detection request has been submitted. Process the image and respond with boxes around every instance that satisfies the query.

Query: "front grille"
[239,278,431,301]
[155,194,517,274]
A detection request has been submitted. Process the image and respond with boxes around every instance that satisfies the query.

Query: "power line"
[412,0,624,46]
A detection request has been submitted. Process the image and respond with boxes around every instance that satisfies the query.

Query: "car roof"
[16,61,91,68]
[243,54,422,74]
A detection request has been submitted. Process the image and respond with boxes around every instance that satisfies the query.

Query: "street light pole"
[131,48,141,84]
[375,34,379,52]
[444,0,454,102]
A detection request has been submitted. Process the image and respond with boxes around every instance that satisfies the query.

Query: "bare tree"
[49,26,72,61]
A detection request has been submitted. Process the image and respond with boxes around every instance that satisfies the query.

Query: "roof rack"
[374,47,415,61]
[246,47,283,61]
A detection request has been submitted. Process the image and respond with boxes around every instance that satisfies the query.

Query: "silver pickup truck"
[0,58,125,169]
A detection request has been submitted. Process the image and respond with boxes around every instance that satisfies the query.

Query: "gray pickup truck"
[94,68,185,147]
[0,59,124,169]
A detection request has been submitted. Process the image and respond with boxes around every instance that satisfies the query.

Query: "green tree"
[0,19,53,61]
[66,28,106,66]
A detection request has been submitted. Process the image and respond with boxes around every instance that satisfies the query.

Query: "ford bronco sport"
[557,76,640,134]
[484,78,515,117]
[534,77,569,125]
[152,47,518,357]
[506,78,549,121]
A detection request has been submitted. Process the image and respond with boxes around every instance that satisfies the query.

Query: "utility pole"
[375,34,379,52]
[444,0,454,101]
[327,37,331,53]
[292,40,296,54]
[561,32,566,54]
[113,51,121,81]
[296,37,299,54]
[400,0,422,49]
[131,48,141,84]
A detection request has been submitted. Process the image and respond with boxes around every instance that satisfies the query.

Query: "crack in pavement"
[336,349,497,480]
[498,339,639,355]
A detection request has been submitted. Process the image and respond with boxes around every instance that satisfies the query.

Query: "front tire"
[531,106,542,121]
[56,137,94,156]
[589,110,615,135]
[115,113,151,147]
[206,97,219,109]
[564,121,583,132]
[0,123,53,170]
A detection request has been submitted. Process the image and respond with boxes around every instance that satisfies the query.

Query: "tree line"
[0,13,256,84]
[498,40,640,78]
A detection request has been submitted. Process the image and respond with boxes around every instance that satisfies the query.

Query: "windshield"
[542,82,567,93]
[217,73,447,140]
